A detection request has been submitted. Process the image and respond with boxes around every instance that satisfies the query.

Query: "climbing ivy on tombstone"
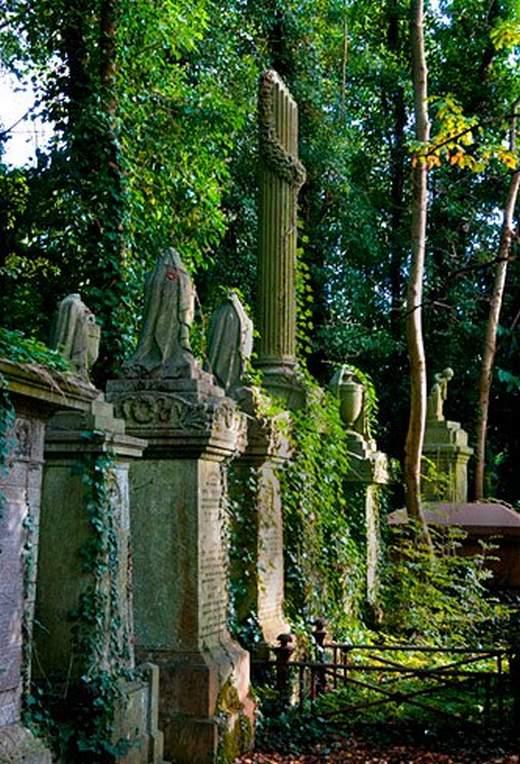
[279,374,366,627]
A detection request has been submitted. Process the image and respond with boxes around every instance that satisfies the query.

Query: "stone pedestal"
[422,419,473,503]
[35,398,164,762]
[229,409,291,649]
[345,433,390,612]
[107,376,254,764]
[0,360,97,763]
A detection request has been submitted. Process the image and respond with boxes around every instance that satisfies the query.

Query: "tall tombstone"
[207,295,291,649]
[36,295,165,762]
[329,366,390,615]
[423,368,473,502]
[256,70,306,405]
[107,250,254,764]
[0,358,98,764]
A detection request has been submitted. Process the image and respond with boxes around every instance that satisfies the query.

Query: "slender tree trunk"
[474,166,520,499]
[405,0,430,539]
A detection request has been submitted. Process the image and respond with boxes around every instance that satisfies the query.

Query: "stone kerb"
[0,358,98,764]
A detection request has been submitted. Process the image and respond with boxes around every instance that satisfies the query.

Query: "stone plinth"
[35,400,164,762]
[107,376,254,764]
[0,359,97,763]
[230,408,291,649]
[423,418,473,503]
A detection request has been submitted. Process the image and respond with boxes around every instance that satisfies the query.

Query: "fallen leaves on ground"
[235,735,519,764]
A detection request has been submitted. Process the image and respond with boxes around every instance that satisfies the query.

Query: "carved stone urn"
[339,373,364,430]
[329,365,364,431]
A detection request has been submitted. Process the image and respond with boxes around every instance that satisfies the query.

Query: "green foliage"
[1,0,519,496]
[0,328,70,371]
[280,374,365,626]
[379,520,509,646]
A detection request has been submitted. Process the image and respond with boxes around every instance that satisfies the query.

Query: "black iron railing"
[253,620,519,727]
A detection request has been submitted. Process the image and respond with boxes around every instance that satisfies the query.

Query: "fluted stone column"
[257,70,306,403]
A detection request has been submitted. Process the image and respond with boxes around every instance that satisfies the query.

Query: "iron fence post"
[274,633,295,706]
[313,618,328,696]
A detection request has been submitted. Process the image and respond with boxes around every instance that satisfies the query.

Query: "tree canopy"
[1,0,519,500]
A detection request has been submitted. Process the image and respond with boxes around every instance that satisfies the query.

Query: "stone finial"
[125,248,196,379]
[207,292,253,396]
[427,367,454,422]
[50,293,100,381]
[256,70,306,390]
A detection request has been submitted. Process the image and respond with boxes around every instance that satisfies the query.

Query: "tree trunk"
[474,167,520,499]
[405,0,430,539]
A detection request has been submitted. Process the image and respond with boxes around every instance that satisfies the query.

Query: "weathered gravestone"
[0,358,98,763]
[36,295,165,763]
[256,70,306,406]
[329,366,390,614]
[423,368,473,503]
[107,250,254,764]
[207,294,291,649]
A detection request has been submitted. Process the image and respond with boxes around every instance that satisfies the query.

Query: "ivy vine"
[279,373,366,631]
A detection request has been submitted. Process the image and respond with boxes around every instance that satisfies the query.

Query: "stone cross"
[50,293,100,381]
[256,70,306,383]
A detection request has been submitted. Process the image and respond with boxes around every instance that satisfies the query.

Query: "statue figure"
[125,248,196,379]
[427,367,454,421]
[50,293,100,382]
[207,293,253,396]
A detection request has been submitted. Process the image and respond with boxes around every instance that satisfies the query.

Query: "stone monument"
[37,297,165,762]
[229,410,292,650]
[0,358,98,764]
[423,368,473,502]
[50,293,101,381]
[329,365,390,614]
[208,294,291,649]
[107,250,254,764]
[256,70,306,405]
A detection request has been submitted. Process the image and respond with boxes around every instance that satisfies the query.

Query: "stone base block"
[113,665,165,764]
[0,724,52,764]
[143,644,254,764]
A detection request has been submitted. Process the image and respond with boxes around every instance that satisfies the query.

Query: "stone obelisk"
[257,70,306,404]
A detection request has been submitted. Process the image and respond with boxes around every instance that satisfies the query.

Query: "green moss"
[216,679,254,764]
[217,712,253,764]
